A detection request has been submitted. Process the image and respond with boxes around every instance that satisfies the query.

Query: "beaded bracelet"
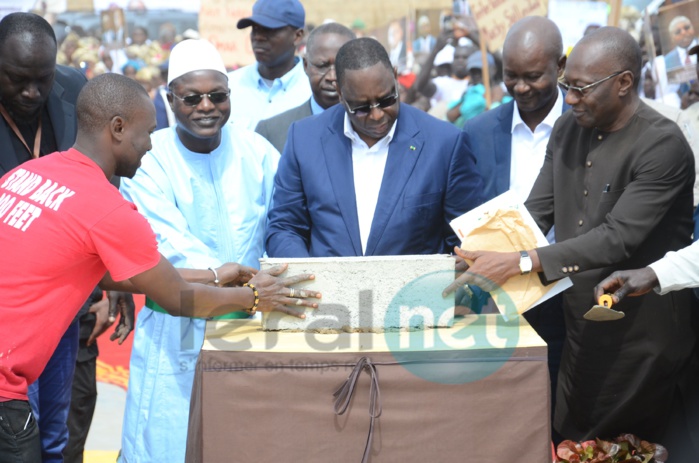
[243,282,259,315]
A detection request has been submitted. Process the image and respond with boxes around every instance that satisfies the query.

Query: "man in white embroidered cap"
[118,39,284,463]
[227,0,311,129]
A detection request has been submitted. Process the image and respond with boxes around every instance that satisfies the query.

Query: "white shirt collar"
[511,87,564,134]
[342,112,398,151]
[254,57,303,91]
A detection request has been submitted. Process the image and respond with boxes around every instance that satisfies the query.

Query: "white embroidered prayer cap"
[167,39,227,85]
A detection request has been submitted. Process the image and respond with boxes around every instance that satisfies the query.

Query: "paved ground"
[84,381,124,463]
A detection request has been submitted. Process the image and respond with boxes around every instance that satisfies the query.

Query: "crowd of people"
[1,0,699,461]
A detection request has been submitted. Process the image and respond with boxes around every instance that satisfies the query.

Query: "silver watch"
[519,251,532,275]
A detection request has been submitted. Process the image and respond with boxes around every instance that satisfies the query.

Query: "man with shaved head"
[0,73,317,461]
[0,12,92,463]
[460,15,568,432]
[447,27,696,452]
[464,16,567,202]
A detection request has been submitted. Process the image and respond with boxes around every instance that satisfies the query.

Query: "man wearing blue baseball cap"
[228,0,312,130]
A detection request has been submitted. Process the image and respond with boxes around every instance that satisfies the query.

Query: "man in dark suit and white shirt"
[255,22,355,153]
[266,38,482,258]
[463,16,567,203]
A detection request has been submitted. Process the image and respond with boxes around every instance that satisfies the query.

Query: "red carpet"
[95,294,145,390]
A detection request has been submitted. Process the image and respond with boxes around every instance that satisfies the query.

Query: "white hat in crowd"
[167,39,227,85]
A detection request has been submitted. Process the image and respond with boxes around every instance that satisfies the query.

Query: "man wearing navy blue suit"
[461,16,568,437]
[266,37,482,258]
[463,16,567,202]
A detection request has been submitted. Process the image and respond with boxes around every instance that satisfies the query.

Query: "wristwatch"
[519,251,533,275]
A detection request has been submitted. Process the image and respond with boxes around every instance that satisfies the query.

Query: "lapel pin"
[410,145,416,151]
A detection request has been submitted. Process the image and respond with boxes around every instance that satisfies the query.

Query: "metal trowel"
[583,294,625,321]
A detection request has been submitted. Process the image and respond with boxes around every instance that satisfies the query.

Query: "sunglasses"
[345,92,399,115]
[558,71,625,98]
[170,90,230,106]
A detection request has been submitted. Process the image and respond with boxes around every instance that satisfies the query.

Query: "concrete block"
[260,255,456,332]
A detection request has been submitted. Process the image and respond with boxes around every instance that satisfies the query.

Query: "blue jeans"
[28,321,79,463]
[0,399,41,462]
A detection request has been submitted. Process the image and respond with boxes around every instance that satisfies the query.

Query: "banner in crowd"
[92,0,200,12]
[100,8,127,47]
[198,0,255,69]
[412,8,448,67]
[1,0,38,20]
[657,0,699,85]
[382,17,410,74]
[548,0,609,53]
[467,0,547,50]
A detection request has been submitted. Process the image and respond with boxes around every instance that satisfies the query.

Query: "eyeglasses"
[170,90,230,106]
[558,71,626,98]
[674,24,693,35]
[345,92,399,115]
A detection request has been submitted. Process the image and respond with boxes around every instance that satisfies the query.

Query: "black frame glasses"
[170,90,231,106]
[558,71,626,98]
[344,92,399,115]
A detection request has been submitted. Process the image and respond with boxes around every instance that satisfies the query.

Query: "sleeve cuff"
[648,259,672,295]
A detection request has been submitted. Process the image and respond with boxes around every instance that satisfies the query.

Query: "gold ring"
[289,287,295,298]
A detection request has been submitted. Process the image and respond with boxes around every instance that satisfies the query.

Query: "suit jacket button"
[573,265,580,272]
[578,219,584,226]
[562,267,568,273]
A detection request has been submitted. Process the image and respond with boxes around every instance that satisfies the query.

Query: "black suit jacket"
[0,65,86,176]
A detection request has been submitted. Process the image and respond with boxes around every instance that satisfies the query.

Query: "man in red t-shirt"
[0,73,320,461]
